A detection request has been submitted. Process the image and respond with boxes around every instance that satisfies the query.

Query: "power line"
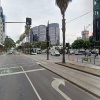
[66,11,92,23]
[59,11,92,27]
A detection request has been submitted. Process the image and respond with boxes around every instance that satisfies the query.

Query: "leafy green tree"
[84,41,90,49]
[71,39,85,49]
[55,0,72,63]
[16,33,26,44]
[4,38,15,51]
[32,41,52,50]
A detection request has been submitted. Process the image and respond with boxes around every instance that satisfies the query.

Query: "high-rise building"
[81,30,89,41]
[93,0,100,41]
[49,23,60,45]
[0,5,5,44]
[30,26,39,43]
[38,25,46,41]
[30,23,60,46]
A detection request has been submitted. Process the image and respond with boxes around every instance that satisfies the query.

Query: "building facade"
[81,30,89,41]
[30,23,60,46]
[93,0,100,42]
[49,23,60,45]
[30,26,39,43]
[0,6,5,44]
[38,25,46,41]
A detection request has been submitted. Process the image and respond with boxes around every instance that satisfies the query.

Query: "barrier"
[69,55,79,62]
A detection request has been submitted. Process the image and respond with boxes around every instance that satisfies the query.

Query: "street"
[0,54,98,100]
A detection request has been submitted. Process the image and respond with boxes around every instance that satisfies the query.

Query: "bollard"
[69,55,71,60]
[82,57,83,63]
[73,55,74,61]
[94,57,95,65]
[77,56,78,62]
[90,56,91,62]
[68,54,69,60]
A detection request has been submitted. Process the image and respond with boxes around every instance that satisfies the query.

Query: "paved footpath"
[24,54,100,99]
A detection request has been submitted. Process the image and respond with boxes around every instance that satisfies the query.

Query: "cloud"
[2,0,93,44]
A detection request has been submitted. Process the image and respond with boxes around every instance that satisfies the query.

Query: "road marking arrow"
[51,78,72,100]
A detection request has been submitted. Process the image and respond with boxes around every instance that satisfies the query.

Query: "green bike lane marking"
[0,67,23,74]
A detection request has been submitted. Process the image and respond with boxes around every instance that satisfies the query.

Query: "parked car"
[69,50,75,54]
[75,51,84,55]
[32,48,41,54]
[42,49,47,53]
[91,50,99,54]
[31,52,37,55]
[51,50,60,56]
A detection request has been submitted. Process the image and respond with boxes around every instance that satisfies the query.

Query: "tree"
[71,39,85,49]
[84,41,90,49]
[4,38,15,51]
[25,25,30,42]
[16,33,26,44]
[32,41,52,50]
[55,0,72,63]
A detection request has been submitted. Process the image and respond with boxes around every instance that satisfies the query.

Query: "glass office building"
[93,0,100,41]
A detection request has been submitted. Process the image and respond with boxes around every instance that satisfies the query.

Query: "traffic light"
[26,18,31,25]
[66,43,69,47]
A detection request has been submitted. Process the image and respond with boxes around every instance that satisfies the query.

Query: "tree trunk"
[62,14,66,63]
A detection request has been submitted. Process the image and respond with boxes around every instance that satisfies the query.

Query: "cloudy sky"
[2,0,93,44]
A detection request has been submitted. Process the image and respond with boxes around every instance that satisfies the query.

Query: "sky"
[1,0,93,44]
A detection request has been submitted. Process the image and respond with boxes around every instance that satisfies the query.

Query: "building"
[0,6,5,45]
[81,30,89,41]
[30,23,60,46]
[30,26,39,43]
[93,0,100,42]
[49,23,60,45]
[30,25,46,43]
[38,25,46,41]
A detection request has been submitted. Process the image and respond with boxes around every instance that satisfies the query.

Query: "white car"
[51,50,60,56]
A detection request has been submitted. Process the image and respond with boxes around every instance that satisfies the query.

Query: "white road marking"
[21,66,42,100]
[51,78,72,100]
[0,68,45,77]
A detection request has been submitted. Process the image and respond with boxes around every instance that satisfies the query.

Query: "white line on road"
[21,66,42,100]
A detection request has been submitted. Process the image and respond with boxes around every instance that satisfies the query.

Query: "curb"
[56,63,100,77]
[39,63,100,99]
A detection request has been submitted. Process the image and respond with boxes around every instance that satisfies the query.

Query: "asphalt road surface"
[0,53,98,100]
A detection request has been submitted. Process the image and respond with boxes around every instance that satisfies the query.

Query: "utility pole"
[46,21,49,60]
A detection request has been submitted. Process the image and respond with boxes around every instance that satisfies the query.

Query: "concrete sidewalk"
[24,54,100,99]
[56,60,100,77]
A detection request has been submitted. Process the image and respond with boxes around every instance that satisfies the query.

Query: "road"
[35,53,100,66]
[0,53,98,100]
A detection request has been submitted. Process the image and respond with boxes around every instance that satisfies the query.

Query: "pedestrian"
[95,51,98,59]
